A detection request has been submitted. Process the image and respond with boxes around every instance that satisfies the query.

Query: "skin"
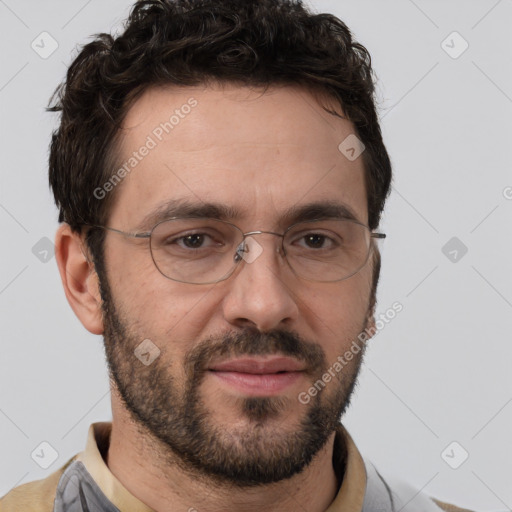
[55,83,377,512]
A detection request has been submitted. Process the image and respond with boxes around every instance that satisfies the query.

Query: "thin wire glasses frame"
[86,216,386,284]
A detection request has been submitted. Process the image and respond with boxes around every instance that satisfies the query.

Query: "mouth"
[207,356,306,396]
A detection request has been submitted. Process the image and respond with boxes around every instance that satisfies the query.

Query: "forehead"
[109,83,368,229]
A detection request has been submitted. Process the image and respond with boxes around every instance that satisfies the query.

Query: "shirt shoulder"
[0,454,78,512]
[363,459,477,512]
[432,498,478,512]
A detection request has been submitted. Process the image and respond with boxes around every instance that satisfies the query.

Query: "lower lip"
[208,370,303,396]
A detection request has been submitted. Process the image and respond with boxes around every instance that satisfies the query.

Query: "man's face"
[97,84,375,486]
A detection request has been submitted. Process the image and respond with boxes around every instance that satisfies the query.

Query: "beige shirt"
[0,421,473,512]
[73,421,366,511]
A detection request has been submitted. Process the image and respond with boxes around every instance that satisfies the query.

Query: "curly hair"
[48,0,391,299]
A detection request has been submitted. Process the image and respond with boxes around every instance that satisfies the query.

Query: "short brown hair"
[48,0,392,289]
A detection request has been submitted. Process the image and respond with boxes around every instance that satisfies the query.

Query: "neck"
[106,397,343,512]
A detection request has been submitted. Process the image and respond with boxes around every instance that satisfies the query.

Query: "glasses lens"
[283,219,371,282]
[150,218,242,283]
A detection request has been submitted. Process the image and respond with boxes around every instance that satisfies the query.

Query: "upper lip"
[208,356,305,374]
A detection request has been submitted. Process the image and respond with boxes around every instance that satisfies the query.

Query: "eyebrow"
[135,198,361,232]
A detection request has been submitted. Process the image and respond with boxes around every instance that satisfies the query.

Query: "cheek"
[315,269,372,318]
[310,271,373,357]
[110,276,215,369]
[104,236,154,287]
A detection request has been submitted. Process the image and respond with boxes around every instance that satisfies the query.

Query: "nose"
[221,233,299,332]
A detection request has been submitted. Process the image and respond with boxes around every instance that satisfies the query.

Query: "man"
[1,0,475,510]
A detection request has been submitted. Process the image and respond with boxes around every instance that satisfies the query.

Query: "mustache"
[184,327,327,379]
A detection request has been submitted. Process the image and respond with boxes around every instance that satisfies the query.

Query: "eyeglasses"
[88,217,386,284]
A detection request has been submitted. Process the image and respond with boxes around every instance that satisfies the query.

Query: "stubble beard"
[99,273,367,488]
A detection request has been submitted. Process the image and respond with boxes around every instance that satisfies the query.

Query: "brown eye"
[302,234,332,249]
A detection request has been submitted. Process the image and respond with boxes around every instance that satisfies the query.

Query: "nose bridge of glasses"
[240,230,284,254]
[243,229,283,237]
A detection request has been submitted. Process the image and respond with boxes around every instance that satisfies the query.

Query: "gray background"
[1,0,511,509]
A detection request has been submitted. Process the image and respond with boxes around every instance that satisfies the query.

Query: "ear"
[54,224,104,335]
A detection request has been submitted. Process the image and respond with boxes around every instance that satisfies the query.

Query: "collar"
[75,422,152,512]
[75,421,367,511]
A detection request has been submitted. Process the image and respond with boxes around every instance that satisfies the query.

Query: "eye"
[177,233,212,249]
[292,231,339,251]
[164,231,223,251]
[302,234,331,249]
